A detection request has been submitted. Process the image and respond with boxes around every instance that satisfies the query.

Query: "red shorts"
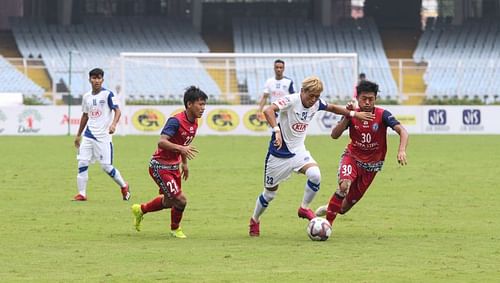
[149,162,182,199]
[338,153,377,206]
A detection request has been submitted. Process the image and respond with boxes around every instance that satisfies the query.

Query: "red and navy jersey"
[152,111,198,165]
[345,107,400,164]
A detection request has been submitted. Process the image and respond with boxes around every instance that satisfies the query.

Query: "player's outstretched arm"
[109,108,121,134]
[325,104,374,121]
[158,135,199,160]
[331,117,350,139]
[74,113,89,148]
[393,124,409,166]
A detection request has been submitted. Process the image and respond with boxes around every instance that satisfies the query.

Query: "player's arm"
[257,92,270,114]
[109,107,121,134]
[158,135,198,160]
[383,110,408,166]
[324,103,374,121]
[393,124,409,166]
[331,117,350,139]
[108,92,121,134]
[74,113,88,148]
[264,103,283,149]
[181,155,189,180]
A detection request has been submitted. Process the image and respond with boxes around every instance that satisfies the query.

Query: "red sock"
[141,196,164,214]
[171,207,184,230]
[326,193,344,225]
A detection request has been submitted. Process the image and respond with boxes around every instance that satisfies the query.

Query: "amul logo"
[18,109,42,133]
[462,109,481,125]
[428,109,446,125]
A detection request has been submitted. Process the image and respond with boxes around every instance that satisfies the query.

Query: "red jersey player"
[131,86,207,238]
[316,80,409,227]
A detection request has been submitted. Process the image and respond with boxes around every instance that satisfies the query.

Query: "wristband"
[273,126,280,132]
[349,111,355,117]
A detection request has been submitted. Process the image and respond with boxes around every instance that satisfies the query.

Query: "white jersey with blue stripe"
[263,76,295,104]
[81,88,119,141]
[269,93,327,158]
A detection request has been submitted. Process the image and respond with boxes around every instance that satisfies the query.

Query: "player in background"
[73,68,129,201]
[315,80,409,227]
[131,86,207,239]
[248,76,375,237]
[257,59,295,119]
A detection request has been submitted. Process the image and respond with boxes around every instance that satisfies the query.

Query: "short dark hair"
[89,68,104,78]
[356,80,379,96]
[359,73,366,80]
[274,59,285,66]
[183,86,208,108]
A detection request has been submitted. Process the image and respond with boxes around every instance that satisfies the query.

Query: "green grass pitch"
[1,135,499,282]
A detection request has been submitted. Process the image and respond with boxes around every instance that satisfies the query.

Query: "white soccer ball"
[307,217,332,241]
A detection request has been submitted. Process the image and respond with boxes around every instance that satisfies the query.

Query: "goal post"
[114,52,358,105]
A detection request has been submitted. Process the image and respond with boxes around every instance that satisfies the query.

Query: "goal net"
[112,53,358,105]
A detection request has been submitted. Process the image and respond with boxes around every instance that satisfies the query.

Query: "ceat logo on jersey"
[170,108,203,127]
[132,108,165,131]
[462,109,481,125]
[292,123,308,132]
[207,109,239,132]
[428,109,447,125]
[17,109,42,133]
[0,109,6,133]
[243,109,268,132]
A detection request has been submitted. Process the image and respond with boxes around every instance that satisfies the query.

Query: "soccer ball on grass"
[307,217,332,241]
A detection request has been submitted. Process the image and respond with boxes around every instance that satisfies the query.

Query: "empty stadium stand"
[233,17,398,101]
[10,17,221,101]
[413,18,500,101]
[0,55,45,97]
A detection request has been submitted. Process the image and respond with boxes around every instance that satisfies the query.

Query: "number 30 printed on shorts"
[340,164,352,177]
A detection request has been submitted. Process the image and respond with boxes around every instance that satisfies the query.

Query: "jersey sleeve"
[107,91,119,110]
[288,80,295,94]
[81,96,88,113]
[273,94,294,111]
[161,117,180,137]
[318,98,327,111]
[382,110,400,129]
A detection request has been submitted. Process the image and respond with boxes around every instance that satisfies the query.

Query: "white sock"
[101,164,126,187]
[77,162,89,197]
[301,166,321,208]
[252,188,277,221]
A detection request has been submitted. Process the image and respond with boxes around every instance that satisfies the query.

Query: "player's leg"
[98,141,129,200]
[168,189,187,239]
[249,153,289,236]
[340,171,377,215]
[326,154,358,225]
[131,165,172,231]
[74,138,93,200]
[297,152,321,220]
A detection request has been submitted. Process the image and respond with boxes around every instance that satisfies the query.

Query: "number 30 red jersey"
[152,111,198,165]
[346,107,400,164]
